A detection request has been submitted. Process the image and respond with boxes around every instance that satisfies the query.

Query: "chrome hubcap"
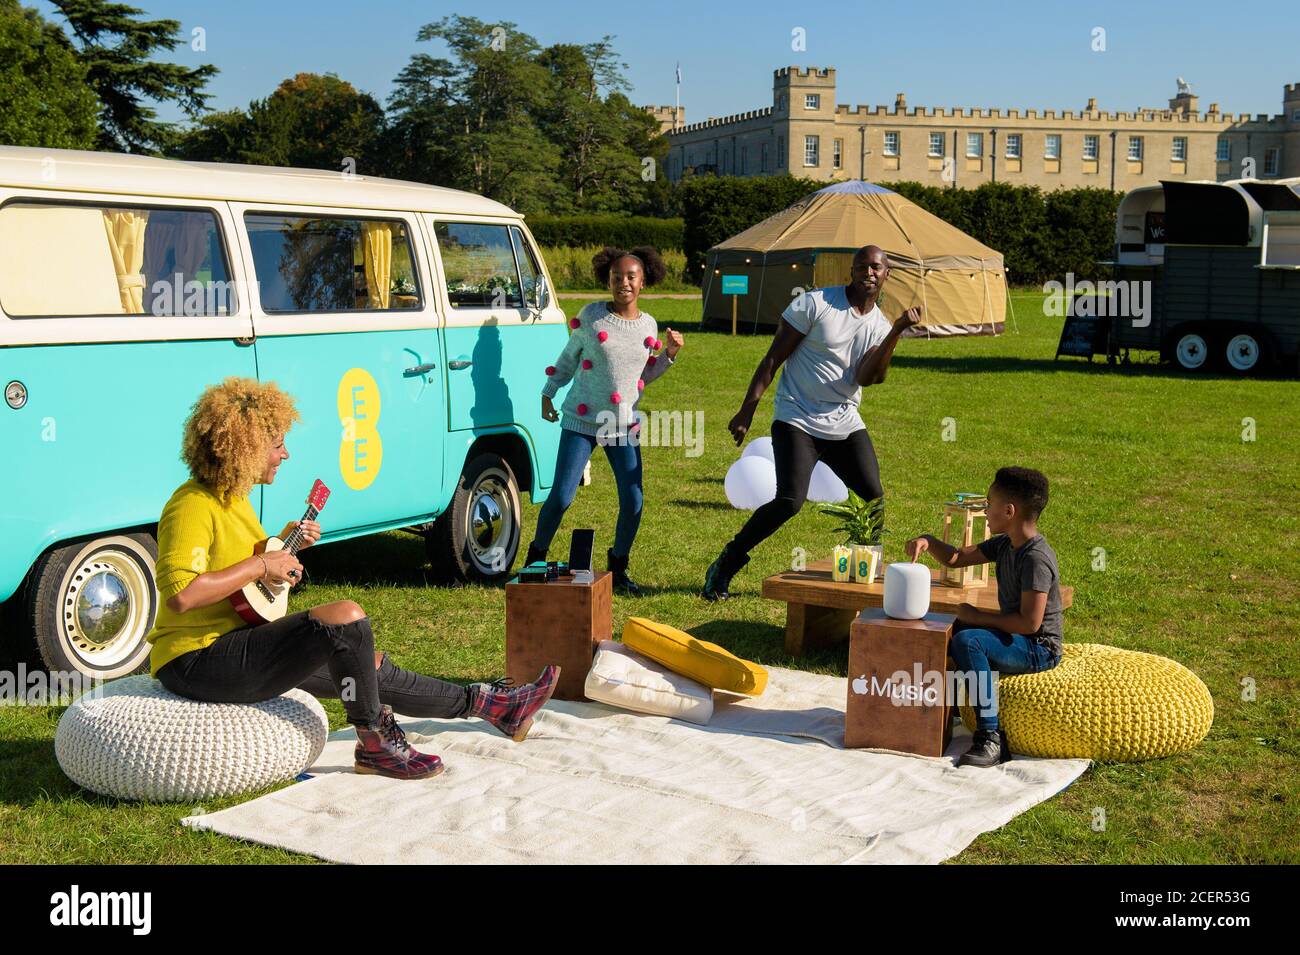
[467,474,514,572]
[64,550,151,667]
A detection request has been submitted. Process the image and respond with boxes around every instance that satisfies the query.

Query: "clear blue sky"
[33,0,1300,123]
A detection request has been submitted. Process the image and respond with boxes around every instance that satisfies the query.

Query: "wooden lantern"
[939,493,991,588]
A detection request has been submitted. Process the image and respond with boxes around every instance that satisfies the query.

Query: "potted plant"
[819,492,885,581]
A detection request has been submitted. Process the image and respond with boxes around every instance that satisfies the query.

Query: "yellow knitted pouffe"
[958,643,1214,761]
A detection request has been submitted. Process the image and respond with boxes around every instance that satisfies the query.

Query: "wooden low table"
[505,570,612,700]
[762,560,1074,656]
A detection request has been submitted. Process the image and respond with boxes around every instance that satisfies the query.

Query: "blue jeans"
[948,626,1060,731]
[531,426,644,559]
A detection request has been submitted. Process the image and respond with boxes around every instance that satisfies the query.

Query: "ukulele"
[230,479,331,625]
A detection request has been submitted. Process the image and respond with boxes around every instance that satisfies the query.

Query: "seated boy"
[905,466,1063,768]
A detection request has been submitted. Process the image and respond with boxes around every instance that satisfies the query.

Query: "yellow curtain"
[362,222,393,309]
[102,210,149,314]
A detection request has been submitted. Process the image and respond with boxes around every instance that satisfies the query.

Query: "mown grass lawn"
[2,290,1297,864]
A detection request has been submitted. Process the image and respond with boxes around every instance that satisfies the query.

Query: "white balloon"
[740,435,775,462]
[725,456,777,510]
[807,461,848,503]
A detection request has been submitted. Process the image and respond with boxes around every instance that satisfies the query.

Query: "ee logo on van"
[337,368,383,491]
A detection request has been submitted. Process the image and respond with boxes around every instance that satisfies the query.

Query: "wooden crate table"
[505,570,612,701]
[846,609,955,756]
[761,559,1074,656]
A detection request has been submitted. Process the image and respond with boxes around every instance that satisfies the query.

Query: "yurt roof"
[711,179,1002,270]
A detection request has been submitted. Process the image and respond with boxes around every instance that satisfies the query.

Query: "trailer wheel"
[1225,333,1266,374]
[1173,331,1211,372]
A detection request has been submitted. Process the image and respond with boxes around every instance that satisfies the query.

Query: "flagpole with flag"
[675,62,681,128]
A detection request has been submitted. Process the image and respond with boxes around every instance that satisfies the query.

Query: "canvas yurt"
[701,180,1006,335]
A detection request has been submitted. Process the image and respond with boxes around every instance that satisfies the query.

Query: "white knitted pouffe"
[55,675,329,802]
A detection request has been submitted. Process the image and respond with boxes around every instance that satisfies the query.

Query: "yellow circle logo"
[338,368,383,490]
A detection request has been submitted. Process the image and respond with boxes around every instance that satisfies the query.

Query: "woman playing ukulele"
[148,377,558,780]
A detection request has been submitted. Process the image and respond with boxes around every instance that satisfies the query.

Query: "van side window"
[0,201,233,318]
[434,221,523,308]
[510,226,542,305]
[244,213,421,312]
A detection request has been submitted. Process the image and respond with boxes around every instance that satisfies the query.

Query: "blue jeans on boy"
[532,426,643,559]
[949,626,1061,731]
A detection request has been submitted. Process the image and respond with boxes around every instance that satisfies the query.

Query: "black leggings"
[156,611,469,727]
[730,419,884,556]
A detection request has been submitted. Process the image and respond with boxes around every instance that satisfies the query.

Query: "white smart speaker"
[883,562,931,620]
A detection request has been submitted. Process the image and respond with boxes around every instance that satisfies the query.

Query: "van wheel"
[27,533,157,680]
[426,453,521,584]
[1173,330,1212,371]
[1225,332,1267,374]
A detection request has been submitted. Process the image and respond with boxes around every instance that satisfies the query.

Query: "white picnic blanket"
[182,666,1089,864]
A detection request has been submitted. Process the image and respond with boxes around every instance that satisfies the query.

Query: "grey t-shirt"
[977,533,1064,656]
[773,285,893,439]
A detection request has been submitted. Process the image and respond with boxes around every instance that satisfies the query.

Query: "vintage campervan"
[0,147,568,679]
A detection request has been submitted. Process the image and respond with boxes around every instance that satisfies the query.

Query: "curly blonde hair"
[181,377,300,503]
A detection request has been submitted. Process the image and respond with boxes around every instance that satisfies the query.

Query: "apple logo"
[851,674,868,695]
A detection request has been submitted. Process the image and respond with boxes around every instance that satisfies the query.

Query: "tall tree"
[0,0,99,148]
[49,0,217,153]
[387,15,562,213]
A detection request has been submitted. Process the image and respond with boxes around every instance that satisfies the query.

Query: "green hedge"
[679,175,1122,287]
[541,245,693,292]
[526,215,683,251]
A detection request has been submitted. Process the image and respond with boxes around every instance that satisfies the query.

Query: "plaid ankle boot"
[354,705,445,780]
[467,665,561,742]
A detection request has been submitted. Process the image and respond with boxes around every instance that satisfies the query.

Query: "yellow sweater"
[147,480,268,675]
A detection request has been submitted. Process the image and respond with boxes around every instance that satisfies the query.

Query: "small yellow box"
[851,544,879,583]
[831,545,852,582]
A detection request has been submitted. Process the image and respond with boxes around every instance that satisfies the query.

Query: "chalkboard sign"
[1055,298,1111,361]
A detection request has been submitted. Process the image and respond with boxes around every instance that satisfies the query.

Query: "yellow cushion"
[959,643,1214,761]
[622,617,767,696]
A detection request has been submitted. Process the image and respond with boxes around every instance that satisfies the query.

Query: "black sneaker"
[702,544,749,601]
[607,549,643,597]
[958,728,1011,768]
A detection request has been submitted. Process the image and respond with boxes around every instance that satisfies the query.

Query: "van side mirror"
[532,274,549,310]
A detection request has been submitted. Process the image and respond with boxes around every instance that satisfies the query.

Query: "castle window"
[1083,135,1099,160]
[883,132,899,157]
[1264,148,1280,176]
[928,132,945,157]
[741,146,748,175]
[805,93,820,110]
[1128,136,1143,161]
[762,142,769,171]
[1045,134,1061,160]
[1005,134,1021,159]
[804,135,820,166]
[1172,137,1187,162]
[1217,138,1230,162]
[966,132,983,158]
[777,136,785,167]
[833,138,843,169]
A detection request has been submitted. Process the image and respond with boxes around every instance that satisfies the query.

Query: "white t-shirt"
[773,286,893,438]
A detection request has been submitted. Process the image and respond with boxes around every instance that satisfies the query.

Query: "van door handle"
[448,359,473,370]
[404,362,436,376]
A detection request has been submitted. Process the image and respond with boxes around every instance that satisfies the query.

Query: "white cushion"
[585,640,714,725]
[55,675,329,802]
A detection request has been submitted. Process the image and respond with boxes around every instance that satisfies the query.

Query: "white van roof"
[0,146,520,218]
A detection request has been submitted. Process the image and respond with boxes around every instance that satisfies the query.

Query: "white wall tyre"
[1174,331,1210,371]
[426,453,521,584]
[28,533,157,680]
[1225,333,1265,374]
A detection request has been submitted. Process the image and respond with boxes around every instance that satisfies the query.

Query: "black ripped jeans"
[729,419,884,556]
[156,611,470,727]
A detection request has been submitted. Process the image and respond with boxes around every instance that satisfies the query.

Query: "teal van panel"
[253,329,445,535]
[0,339,257,602]
[442,320,568,492]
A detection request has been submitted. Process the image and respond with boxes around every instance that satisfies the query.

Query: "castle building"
[658,67,1299,190]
